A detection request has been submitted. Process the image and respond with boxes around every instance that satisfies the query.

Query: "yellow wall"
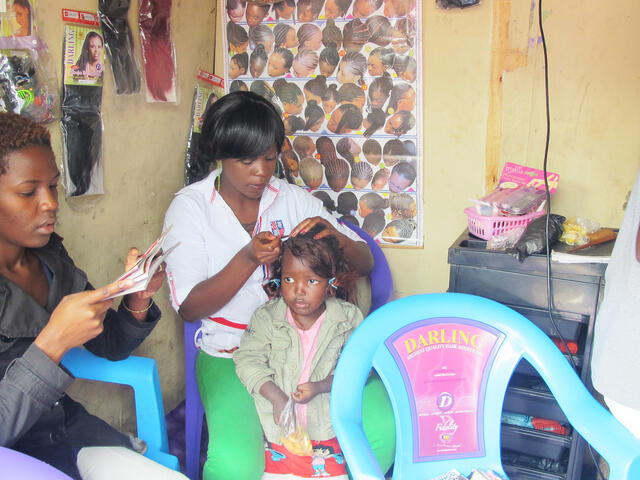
[34,0,640,430]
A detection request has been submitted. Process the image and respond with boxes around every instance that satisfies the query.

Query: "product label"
[499,162,559,194]
[384,318,504,462]
[63,23,104,87]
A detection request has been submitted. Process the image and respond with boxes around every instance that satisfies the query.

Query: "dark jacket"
[0,234,160,479]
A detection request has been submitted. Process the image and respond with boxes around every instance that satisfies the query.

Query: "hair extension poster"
[223,0,423,247]
[0,0,36,38]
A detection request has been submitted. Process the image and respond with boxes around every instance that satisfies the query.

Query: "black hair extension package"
[184,70,224,185]
[98,0,141,95]
[60,9,105,196]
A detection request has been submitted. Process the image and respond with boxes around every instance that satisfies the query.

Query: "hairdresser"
[163,91,396,479]
[0,112,186,480]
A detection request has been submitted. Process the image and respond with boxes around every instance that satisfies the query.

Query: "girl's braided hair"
[271,224,358,305]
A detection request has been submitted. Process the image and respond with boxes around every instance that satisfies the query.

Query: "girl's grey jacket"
[234,296,363,444]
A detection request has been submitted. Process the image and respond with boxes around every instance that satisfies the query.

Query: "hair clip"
[328,277,338,289]
[271,278,281,287]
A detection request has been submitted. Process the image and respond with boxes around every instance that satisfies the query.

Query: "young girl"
[234,225,362,479]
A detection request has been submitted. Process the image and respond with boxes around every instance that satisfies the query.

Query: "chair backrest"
[183,319,206,480]
[340,220,393,313]
[331,293,640,479]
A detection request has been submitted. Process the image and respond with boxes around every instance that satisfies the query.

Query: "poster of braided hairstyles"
[223,0,422,247]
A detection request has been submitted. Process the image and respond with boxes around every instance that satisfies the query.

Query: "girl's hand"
[292,382,320,404]
[291,217,345,243]
[246,232,282,265]
[272,395,288,424]
[34,280,134,364]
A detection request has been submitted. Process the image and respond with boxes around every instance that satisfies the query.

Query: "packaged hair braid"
[60,9,105,197]
[98,0,141,95]
[184,70,224,185]
[139,0,177,103]
[0,0,59,123]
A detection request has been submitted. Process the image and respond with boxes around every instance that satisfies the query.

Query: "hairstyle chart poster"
[223,0,423,247]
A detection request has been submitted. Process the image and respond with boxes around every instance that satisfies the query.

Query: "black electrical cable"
[538,1,605,479]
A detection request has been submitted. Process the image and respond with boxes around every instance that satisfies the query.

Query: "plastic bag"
[60,9,104,197]
[486,225,526,251]
[506,214,566,262]
[560,216,600,246]
[278,396,312,457]
[184,70,224,185]
[98,0,141,95]
[139,0,177,103]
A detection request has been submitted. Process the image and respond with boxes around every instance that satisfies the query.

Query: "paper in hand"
[105,226,179,299]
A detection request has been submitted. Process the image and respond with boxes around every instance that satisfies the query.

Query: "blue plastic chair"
[0,446,73,479]
[331,293,640,479]
[340,220,393,313]
[61,347,180,471]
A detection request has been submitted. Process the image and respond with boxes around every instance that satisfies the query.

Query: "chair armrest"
[61,347,169,453]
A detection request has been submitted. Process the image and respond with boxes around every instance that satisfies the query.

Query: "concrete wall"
[34,0,640,432]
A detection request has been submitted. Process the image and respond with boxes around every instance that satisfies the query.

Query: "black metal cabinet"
[447,231,611,480]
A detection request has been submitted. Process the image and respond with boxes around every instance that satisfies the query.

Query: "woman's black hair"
[231,52,249,73]
[272,46,294,71]
[336,137,359,167]
[297,24,322,50]
[75,31,103,72]
[284,115,305,135]
[249,24,274,52]
[383,138,405,166]
[273,78,303,105]
[392,55,417,80]
[312,190,337,213]
[273,23,295,48]
[386,110,415,136]
[329,0,353,17]
[362,138,382,162]
[249,44,268,78]
[386,82,414,113]
[322,20,342,50]
[342,18,369,53]
[273,224,358,304]
[339,52,367,85]
[365,15,392,46]
[332,104,362,133]
[363,107,386,137]
[367,74,393,107]
[369,47,396,71]
[229,79,248,92]
[337,83,365,105]
[336,191,358,215]
[198,91,284,165]
[304,75,328,100]
[304,100,324,130]
[391,160,417,184]
[319,45,340,73]
[227,20,248,48]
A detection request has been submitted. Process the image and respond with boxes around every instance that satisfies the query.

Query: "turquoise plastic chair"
[61,347,180,471]
[331,293,640,479]
[0,446,73,479]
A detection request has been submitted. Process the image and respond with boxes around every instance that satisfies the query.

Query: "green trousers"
[196,352,396,480]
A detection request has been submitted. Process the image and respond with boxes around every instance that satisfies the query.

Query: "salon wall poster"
[223,0,423,247]
[384,318,504,462]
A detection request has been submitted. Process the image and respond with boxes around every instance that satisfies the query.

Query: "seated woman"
[0,112,185,480]
[163,91,395,480]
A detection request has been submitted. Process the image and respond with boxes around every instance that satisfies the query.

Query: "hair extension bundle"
[98,0,141,94]
[60,13,105,197]
[139,0,176,102]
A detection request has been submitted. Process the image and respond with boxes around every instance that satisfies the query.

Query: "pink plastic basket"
[464,207,545,240]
